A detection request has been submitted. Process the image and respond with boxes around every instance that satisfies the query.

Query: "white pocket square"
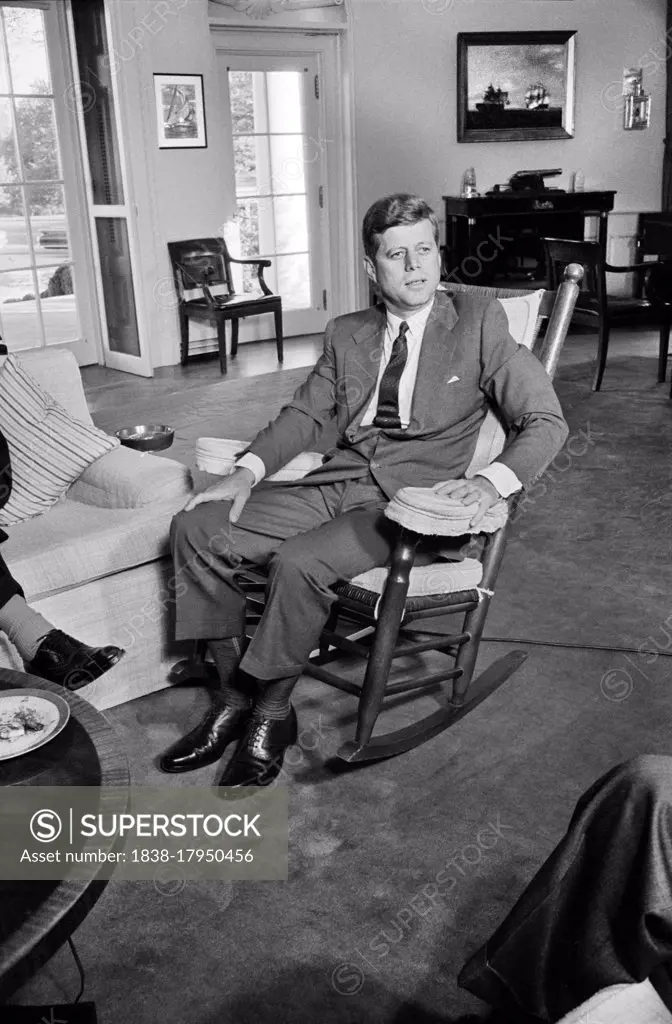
[446,375,460,384]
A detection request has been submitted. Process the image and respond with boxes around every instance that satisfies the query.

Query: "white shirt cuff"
[235,452,266,486]
[475,462,522,499]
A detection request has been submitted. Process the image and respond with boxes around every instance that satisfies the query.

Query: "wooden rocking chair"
[174,265,583,765]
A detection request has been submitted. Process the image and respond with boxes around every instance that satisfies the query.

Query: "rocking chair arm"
[387,526,423,577]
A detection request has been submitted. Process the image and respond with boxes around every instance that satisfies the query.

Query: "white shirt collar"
[385,299,434,342]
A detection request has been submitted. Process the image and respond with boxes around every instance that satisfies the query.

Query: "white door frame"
[46,1,103,365]
[211,24,358,321]
[223,50,327,338]
[0,1,102,365]
[64,0,153,376]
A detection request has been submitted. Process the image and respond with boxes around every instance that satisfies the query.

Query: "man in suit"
[161,193,568,786]
[0,428,124,689]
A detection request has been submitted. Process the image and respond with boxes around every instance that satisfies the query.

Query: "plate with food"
[0,689,70,760]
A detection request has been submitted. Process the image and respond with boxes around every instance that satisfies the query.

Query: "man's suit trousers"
[0,551,23,610]
[170,476,399,680]
[459,755,672,1021]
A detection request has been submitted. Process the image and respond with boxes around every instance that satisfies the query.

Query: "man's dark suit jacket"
[246,290,568,497]
[0,428,10,510]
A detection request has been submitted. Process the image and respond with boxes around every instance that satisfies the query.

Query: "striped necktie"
[373,321,409,430]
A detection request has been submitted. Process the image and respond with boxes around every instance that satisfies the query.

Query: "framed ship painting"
[457,31,576,143]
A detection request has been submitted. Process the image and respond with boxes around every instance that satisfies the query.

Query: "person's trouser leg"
[240,480,396,680]
[171,477,396,674]
[164,478,396,778]
[459,755,672,1021]
[170,481,337,644]
[0,549,124,686]
[0,550,23,607]
[0,552,53,659]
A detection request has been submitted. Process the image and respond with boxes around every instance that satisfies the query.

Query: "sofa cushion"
[0,348,94,425]
[1,496,184,600]
[0,355,118,526]
[67,446,192,508]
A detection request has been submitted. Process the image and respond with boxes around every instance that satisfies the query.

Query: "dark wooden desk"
[443,190,616,285]
[0,669,129,1001]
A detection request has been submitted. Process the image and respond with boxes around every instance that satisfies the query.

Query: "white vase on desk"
[571,170,585,192]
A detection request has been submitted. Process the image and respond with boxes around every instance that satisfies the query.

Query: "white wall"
[107,0,668,367]
[107,0,234,368]
[350,0,668,289]
[351,0,667,211]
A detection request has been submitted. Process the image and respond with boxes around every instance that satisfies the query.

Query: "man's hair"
[362,193,440,262]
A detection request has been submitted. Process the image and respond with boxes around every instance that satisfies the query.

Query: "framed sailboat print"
[154,73,208,149]
[457,32,576,143]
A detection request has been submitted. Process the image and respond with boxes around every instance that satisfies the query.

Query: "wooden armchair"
[167,237,283,374]
[544,236,672,392]
[174,265,582,766]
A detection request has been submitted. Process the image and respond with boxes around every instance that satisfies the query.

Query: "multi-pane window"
[229,70,312,310]
[0,3,79,350]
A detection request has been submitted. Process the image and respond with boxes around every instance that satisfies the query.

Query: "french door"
[0,0,101,364]
[217,42,331,339]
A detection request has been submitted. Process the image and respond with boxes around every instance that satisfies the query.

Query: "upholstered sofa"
[0,349,193,711]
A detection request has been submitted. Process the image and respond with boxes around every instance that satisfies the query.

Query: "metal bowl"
[115,424,175,452]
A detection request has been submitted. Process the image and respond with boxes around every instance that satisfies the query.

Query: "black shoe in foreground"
[160,702,252,773]
[217,706,298,788]
[26,629,125,690]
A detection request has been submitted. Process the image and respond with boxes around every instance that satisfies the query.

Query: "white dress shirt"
[237,300,522,498]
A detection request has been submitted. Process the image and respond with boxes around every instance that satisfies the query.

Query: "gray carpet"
[9,331,672,1022]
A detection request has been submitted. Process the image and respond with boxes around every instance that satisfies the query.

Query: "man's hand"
[433,475,500,528]
[183,466,254,522]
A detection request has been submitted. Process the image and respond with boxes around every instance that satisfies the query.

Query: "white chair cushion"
[465,288,545,477]
[498,289,545,350]
[385,485,508,536]
[349,557,483,596]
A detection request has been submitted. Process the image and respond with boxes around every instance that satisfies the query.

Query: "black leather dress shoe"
[25,629,125,690]
[160,702,252,774]
[217,706,298,788]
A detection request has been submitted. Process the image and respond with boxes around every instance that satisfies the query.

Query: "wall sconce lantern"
[623,67,651,130]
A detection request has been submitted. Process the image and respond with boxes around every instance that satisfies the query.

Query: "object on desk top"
[571,169,585,192]
[461,166,478,198]
[509,168,563,191]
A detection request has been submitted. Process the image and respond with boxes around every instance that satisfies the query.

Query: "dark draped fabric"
[459,756,672,1021]
[0,427,11,512]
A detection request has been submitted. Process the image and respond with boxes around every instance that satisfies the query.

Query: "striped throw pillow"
[0,354,119,526]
